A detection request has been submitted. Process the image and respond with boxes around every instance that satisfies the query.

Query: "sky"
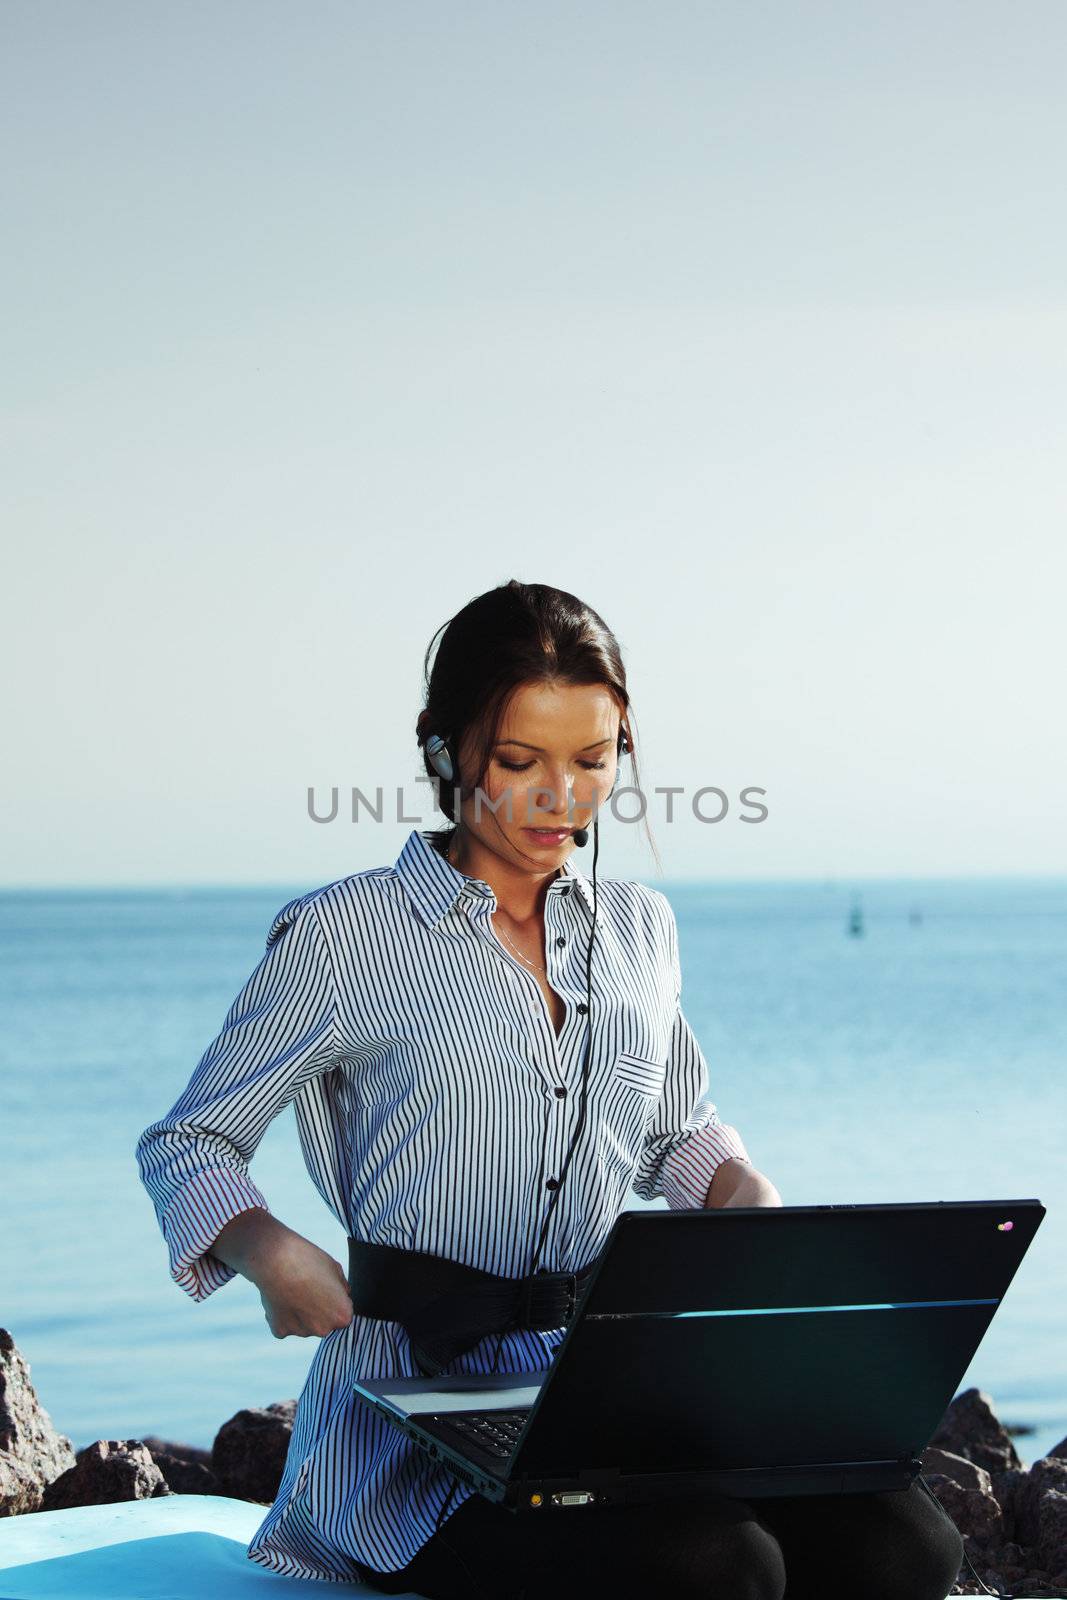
[2,0,1065,888]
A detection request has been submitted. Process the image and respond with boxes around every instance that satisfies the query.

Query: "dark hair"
[415,579,658,867]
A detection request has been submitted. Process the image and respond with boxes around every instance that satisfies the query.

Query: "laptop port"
[550,1491,595,1507]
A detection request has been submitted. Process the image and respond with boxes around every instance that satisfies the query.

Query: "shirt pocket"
[598,1050,667,1176]
[613,1051,668,1098]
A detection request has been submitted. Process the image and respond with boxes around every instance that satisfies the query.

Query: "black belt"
[347,1236,600,1378]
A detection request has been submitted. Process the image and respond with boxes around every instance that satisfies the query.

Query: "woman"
[135,580,964,1600]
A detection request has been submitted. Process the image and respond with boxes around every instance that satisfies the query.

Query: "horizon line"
[2,868,1066,895]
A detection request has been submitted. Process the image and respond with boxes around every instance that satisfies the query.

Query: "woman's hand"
[254,1232,356,1339]
[212,1209,355,1338]
[705,1159,783,1209]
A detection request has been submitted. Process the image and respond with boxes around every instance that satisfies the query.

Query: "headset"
[420,715,630,1539]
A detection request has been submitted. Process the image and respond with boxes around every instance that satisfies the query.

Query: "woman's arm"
[212,1207,354,1338]
[705,1157,783,1209]
[135,894,352,1334]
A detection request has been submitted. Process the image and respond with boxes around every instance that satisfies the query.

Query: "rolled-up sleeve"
[632,894,751,1210]
[135,894,338,1302]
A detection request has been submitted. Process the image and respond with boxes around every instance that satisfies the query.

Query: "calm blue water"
[1,877,1063,1463]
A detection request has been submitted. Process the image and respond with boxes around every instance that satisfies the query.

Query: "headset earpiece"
[423,730,456,785]
[606,723,630,800]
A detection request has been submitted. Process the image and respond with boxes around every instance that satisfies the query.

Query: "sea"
[1,875,1064,1464]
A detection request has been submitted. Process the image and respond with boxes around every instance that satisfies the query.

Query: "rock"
[921,1447,992,1491]
[138,1434,212,1468]
[211,1400,296,1504]
[953,1562,1060,1598]
[138,1434,223,1495]
[0,1328,77,1516]
[933,1443,1067,1599]
[1013,1456,1067,1577]
[989,1465,1028,1540]
[923,1470,1004,1549]
[1050,1434,1067,1461]
[150,1450,223,1496]
[929,1387,1022,1473]
[41,1439,171,1509]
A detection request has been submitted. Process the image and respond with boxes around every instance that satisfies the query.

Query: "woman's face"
[457,680,623,866]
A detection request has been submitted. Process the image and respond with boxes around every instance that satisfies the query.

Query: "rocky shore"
[1,1326,1065,1595]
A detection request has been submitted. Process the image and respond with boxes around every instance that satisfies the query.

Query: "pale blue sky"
[2,1,1065,887]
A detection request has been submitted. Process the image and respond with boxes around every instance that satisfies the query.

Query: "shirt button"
[545,1177,559,1190]
[555,936,566,948]
[554,1086,567,1098]
[576,1002,589,1014]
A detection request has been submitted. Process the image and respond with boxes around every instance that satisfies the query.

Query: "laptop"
[352,1199,1044,1512]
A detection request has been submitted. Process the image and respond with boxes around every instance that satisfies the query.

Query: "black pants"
[361,1478,965,1600]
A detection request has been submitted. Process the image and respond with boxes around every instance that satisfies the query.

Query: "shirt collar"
[392,827,602,931]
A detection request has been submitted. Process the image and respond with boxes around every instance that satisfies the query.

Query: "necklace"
[492,916,547,975]
[447,835,548,975]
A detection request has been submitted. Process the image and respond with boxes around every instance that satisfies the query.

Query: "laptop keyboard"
[434,1410,528,1458]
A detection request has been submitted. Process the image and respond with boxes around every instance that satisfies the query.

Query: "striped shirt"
[134,826,751,1582]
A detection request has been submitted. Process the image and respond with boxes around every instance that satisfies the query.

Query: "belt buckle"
[526,1268,578,1327]
[546,1270,577,1324]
